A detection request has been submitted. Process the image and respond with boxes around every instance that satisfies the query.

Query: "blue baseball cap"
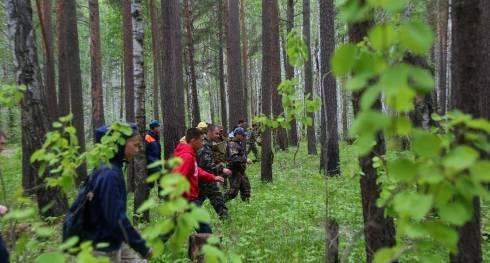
[149,120,160,129]
[233,127,246,136]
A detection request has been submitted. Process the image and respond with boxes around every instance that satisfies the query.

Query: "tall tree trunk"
[37,0,57,122]
[56,0,69,117]
[123,0,135,122]
[65,0,87,183]
[226,0,244,125]
[480,0,490,121]
[7,0,68,217]
[449,0,487,261]
[89,0,105,131]
[260,0,273,183]
[349,14,396,263]
[161,0,186,159]
[218,0,228,131]
[437,0,449,115]
[183,0,200,127]
[149,0,161,120]
[303,0,317,155]
[285,0,298,146]
[319,0,339,175]
[240,0,249,122]
[132,0,149,223]
[123,0,135,192]
[271,0,287,150]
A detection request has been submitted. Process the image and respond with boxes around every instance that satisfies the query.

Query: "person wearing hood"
[173,128,224,233]
[145,120,162,194]
[63,124,152,262]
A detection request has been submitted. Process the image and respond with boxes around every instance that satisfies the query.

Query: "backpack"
[62,166,110,251]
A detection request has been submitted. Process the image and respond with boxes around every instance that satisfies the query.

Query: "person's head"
[149,120,161,134]
[186,128,204,151]
[196,121,208,133]
[207,124,220,141]
[233,127,246,141]
[95,123,139,162]
[0,131,6,153]
[238,119,247,128]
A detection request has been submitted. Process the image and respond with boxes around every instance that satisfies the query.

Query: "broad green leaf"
[412,130,442,158]
[438,201,472,226]
[361,85,382,110]
[36,252,65,263]
[388,158,418,182]
[350,110,389,136]
[137,199,157,213]
[332,44,357,76]
[368,0,409,13]
[467,119,490,133]
[470,161,490,182]
[346,73,371,91]
[409,67,435,93]
[368,25,397,50]
[373,246,401,263]
[386,87,416,112]
[442,146,479,172]
[424,221,458,251]
[399,20,434,54]
[393,191,433,220]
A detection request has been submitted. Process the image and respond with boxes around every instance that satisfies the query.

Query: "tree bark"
[303,0,317,155]
[437,0,449,115]
[349,12,396,262]
[149,0,161,120]
[226,0,245,126]
[7,0,68,217]
[240,0,249,122]
[319,0,339,175]
[37,0,57,122]
[218,0,228,131]
[131,0,149,223]
[56,0,69,117]
[123,0,134,122]
[449,1,487,261]
[89,0,105,132]
[271,0,287,150]
[65,0,87,183]
[161,0,186,159]
[285,0,298,146]
[260,0,273,183]
[183,0,200,127]
[326,219,339,263]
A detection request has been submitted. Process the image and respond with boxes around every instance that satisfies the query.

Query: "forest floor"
[0,143,488,262]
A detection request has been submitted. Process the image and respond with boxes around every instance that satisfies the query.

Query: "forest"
[0,0,489,262]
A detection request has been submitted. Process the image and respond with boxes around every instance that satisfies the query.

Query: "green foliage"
[333,0,490,261]
[0,84,25,107]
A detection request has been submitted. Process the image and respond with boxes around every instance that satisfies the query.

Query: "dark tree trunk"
[226,0,245,125]
[132,0,149,223]
[56,0,69,117]
[240,0,249,122]
[271,0,287,150]
[218,0,228,131]
[479,0,490,121]
[319,0,339,175]
[303,0,317,155]
[326,219,339,263]
[123,0,135,122]
[89,0,105,131]
[437,0,449,115]
[149,0,161,121]
[161,0,186,159]
[285,0,298,146]
[349,13,396,263]
[183,0,200,127]
[37,0,57,122]
[260,0,273,183]
[7,0,68,217]
[123,0,135,192]
[65,0,87,183]
[449,1,488,261]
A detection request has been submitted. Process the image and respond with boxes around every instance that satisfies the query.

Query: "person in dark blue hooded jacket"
[145,120,162,194]
[64,124,152,261]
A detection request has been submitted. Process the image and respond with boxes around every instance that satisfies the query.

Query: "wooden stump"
[326,219,339,263]
[188,233,211,262]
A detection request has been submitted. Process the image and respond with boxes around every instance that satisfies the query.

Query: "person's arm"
[146,142,160,164]
[227,143,245,170]
[197,167,218,182]
[198,147,223,174]
[97,172,150,257]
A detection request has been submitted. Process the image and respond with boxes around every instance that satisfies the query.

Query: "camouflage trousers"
[92,243,146,263]
[224,170,251,202]
[247,143,259,160]
[197,181,229,219]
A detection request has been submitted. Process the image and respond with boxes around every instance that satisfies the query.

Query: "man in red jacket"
[173,128,224,233]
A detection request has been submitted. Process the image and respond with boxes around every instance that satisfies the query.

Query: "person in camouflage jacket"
[197,124,232,219]
[224,127,251,202]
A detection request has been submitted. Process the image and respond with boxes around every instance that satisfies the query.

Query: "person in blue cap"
[224,127,251,202]
[63,124,152,262]
[145,120,162,195]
